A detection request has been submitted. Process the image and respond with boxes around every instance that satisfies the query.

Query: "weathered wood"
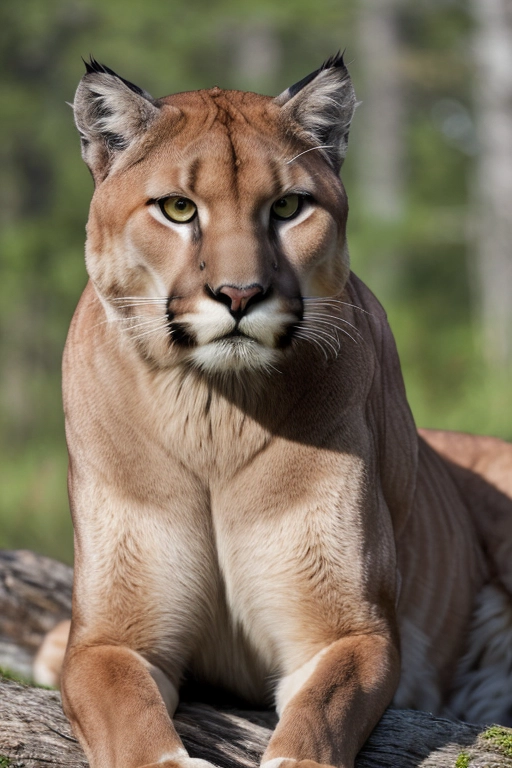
[0,550,72,679]
[1,549,512,767]
[2,676,512,768]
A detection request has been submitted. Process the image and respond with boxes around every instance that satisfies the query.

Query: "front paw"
[142,758,218,768]
[263,759,336,768]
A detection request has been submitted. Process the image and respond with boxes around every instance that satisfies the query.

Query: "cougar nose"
[214,284,265,314]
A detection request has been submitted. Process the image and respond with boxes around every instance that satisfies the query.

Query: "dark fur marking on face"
[169,322,195,348]
[187,158,202,196]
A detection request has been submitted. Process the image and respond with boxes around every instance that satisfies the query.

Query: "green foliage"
[0,756,12,768]
[481,726,512,758]
[0,666,29,684]
[0,665,54,689]
[0,0,510,562]
[454,752,470,768]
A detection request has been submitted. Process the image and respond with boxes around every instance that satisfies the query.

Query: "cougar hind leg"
[419,430,512,723]
[419,429,512,594]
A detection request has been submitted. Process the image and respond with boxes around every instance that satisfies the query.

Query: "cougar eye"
[160,197,197,223]
[271,194,302,220]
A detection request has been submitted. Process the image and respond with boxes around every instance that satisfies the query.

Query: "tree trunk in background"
[231,21,281,95]
[470,0,512,369]
[356,0,406,222]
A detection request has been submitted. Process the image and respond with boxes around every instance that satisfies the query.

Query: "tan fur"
[33,619,71,687]
[53,58,512,768]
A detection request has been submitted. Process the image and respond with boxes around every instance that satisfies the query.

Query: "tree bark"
[1,550,512,768]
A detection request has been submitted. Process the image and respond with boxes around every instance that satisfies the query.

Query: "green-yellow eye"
[271,194,301,220]
[161,197,197,223]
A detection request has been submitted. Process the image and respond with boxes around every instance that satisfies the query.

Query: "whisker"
[124,317,169,333]
[308,328,341,355]
[307,319,357,347]
[111,296,167,303]
[89,314,166,332]
[285,145,335,165]
[130,323,171,342]
[294,330,329,361]
[298,326,339,357]
[303,297,373,317]
[113,302,168,310]
[304,313,363,341]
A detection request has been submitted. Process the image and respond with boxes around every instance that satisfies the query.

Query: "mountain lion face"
[75,58,355,374]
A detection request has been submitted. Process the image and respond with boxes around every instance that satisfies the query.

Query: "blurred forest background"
[1,0,511,564]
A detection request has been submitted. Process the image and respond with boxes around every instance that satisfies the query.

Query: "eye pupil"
[175,199,187,210]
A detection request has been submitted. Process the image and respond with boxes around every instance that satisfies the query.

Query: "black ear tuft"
[83,56,110,76]
[320,50,346,72]
[283,51,348,101]
[83,57,149,98]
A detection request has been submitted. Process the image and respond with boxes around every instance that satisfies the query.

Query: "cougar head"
[74,55,356,374]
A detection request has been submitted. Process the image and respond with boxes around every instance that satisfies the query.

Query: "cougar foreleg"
[61,643,213,768]
[261,634,400,768]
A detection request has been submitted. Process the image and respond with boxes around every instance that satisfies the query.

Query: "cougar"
[41,55,512,768]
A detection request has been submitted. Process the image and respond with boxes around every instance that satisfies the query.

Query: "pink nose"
[217,284,263,313]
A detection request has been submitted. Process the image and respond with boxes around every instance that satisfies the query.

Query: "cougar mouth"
[168,321,261,348]
[163,290,303,374]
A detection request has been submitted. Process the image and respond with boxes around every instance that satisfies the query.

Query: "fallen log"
[0,549,72,679]
[1,550,512,768]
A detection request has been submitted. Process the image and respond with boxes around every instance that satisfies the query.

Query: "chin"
[189,337,280,376]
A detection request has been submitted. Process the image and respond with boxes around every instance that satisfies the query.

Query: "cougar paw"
[296,762,335,768]
[266,760,335,768]
[142,759,217,768]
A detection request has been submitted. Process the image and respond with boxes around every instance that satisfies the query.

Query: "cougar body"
[57,56,512,768]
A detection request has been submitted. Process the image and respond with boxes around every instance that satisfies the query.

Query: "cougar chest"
[153,368,275,481]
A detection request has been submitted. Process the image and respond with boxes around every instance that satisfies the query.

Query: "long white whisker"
[305,313,363,341]
[299,326,339,356]
[307,315,351,332]
[111,296,167,303]
[294,330,329,361]
[113,302,168,310]
[310,330,340,355]
[90,314,167,332]
[285,145,335,165]
[303,297,373,317]
[131,324,170,341]
[306,311,361,331]
[125,318,168,332]
[307,319,357,346]
[298,330,333,360]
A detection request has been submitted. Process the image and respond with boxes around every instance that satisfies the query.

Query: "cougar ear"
[73,58,161,182]
[275,52,357,170]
